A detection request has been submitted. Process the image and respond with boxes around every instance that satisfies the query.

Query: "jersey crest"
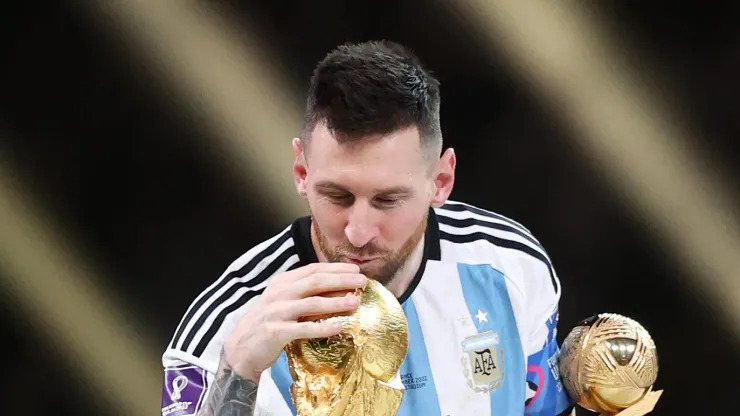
[461,330,505,393]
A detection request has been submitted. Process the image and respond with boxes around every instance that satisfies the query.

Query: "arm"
[518,241,573,415]
[198,350,259,416]
[161,262,365,416]
[160,352,284,416]
[524,307,574,416]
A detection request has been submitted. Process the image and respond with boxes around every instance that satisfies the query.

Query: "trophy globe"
[559,313,661,415]
[285,279,409,416]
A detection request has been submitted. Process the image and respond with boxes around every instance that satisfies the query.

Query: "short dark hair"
[302,40,442,156]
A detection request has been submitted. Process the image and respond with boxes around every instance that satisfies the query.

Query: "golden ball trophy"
[284,279,409,416]
[559,313,662,416]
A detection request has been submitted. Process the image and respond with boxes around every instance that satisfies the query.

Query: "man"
[161,40,573,416]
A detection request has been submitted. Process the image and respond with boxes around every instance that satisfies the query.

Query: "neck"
[384,235,425,298]
[310,225,425,299]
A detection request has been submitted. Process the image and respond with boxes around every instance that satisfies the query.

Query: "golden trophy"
[284,279,409,416]
[559,313,662,416]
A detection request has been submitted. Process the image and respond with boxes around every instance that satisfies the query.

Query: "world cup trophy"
[559,313,662,416]
[284,279,409,416]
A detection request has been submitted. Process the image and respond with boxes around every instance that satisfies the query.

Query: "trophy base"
[599,390,663,416]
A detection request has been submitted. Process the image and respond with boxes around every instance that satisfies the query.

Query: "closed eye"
[325,192,354,206]
[373,196,403,209]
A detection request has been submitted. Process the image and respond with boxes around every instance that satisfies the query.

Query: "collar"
[290,207,441,304]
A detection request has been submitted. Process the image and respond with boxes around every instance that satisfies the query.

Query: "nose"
[344,202,378,248]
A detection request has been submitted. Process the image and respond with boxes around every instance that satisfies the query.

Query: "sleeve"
[521,255,574,415]
[160,354,214,416]
[160,352,294,416]
[524,307,575,415]
[160,275,295,415]
[160,229,298,415]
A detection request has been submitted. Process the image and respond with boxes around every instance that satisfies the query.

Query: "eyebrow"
[314,181,413,196]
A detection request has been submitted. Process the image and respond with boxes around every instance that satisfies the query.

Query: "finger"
[278,295,360,321]
[282,320,344,342]
[282,273,367,299]
[321,289,360,298]
[279,262,360,283]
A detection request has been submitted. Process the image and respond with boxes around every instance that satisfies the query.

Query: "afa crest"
[461,331,505,393]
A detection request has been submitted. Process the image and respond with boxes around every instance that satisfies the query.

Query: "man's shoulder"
[224,224,299,277]
[434,200,559,295]
[164,224,302,364]
[434,199,547,261]
[434,200,537,239]
[199,223,302,296]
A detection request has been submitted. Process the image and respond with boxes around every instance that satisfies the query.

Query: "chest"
[393,269,526,416]
[267,263,528,416]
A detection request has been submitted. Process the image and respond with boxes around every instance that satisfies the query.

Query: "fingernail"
[355,275,366,285]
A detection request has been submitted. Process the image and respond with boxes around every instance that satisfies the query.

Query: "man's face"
[294,124,442,285]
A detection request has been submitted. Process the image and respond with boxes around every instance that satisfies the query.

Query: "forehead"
[306,124,426,185]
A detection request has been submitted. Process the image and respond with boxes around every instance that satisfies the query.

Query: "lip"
[345,256,378,265]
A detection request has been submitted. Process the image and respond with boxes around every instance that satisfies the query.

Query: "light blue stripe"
[457,263,526,415]
[270,352,296,415]
[462,332,500,351]
[395,298,442,416]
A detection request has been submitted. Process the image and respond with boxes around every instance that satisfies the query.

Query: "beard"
[313,211,428,286]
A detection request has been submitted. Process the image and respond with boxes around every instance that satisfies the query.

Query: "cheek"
[308,196,346,235]
[379,206,426,245]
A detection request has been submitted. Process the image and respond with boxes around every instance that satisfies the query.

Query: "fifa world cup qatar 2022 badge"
[461,330,504,393]
[161,365,208,416]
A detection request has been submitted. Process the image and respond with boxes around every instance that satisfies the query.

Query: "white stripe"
[440,235,560,295]
[202,371,216,411]
[440,239,507,268]
[189,254,301,355]
[438,222,551,264]
[175,236,296,350]
[255,368,293,416]
[440,201,534,238]
[411,261,491,416]
[171,227,292,348]
[435,207,538,243]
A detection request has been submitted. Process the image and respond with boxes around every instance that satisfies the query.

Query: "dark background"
[1,1,738,415]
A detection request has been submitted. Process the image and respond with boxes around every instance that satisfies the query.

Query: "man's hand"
[198,263,366,415]
[224,262,366,381]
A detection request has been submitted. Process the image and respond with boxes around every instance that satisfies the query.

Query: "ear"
[430,148,456,207]
[292,138,308,199]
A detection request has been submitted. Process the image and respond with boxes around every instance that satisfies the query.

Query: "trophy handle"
[601,390,663,416]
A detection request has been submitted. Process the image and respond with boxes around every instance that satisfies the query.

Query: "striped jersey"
[161,200,573,416]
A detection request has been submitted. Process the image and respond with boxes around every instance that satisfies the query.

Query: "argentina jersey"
[162,201,573,416]
[265,260,572,415]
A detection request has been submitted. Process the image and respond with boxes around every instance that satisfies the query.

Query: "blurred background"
[1,1,739,415]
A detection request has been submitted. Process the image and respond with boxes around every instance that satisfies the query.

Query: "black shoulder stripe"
[440,231,558,292]
[437,214,544,252]
[170,230,292,349]
[440,203,533,236]
[186,247,299,356]
[194,287,263,357]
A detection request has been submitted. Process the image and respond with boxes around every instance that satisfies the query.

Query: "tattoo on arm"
[200,351,259,416]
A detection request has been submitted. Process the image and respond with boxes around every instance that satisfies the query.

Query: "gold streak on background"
[0,158,161,415]
[452,1,740,340]
[87,0,305,221]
